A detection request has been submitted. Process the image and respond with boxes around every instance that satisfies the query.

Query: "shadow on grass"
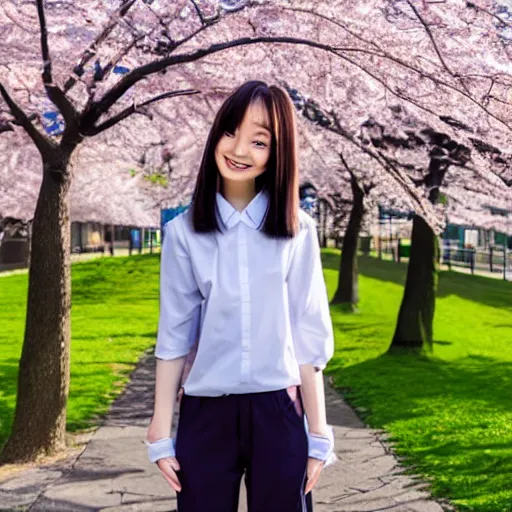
[326,352,512,506]
[0,355,147,447]
[1,254,162,451]
[322,250,512,310]
[329,352,512,422]
[332,322,387,333]
[71,253,160,305]
[73,332,156,342]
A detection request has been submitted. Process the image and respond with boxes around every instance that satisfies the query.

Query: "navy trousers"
[175,389,313,512]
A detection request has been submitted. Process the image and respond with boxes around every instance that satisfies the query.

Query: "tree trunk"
[27,220,33,268]
[110,224,115,256]
[331,174,364,311]
[1,160,73,463]
[388,215,438,353]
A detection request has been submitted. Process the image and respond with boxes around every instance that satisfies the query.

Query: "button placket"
[238,224,251,382]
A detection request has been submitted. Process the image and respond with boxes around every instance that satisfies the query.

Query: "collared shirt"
[155,190,334,397]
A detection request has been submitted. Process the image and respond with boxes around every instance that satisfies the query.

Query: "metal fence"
[373,237,511,281]
[441,244,511,280]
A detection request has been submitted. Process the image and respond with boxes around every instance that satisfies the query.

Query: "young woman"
[145,80,335,512]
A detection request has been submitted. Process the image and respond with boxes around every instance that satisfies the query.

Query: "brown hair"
[192,80,299,238]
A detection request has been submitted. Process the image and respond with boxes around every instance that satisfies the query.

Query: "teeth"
[228,158,249,169]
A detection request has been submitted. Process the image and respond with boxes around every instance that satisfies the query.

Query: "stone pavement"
[0,353,450,512]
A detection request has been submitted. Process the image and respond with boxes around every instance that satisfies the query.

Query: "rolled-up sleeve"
[155,217,202,360]
[287,217,334,370]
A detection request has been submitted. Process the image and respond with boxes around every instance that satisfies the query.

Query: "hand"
[305,457,325,494]
[156,456,182,493]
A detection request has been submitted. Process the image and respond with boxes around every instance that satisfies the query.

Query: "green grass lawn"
[1,250,511,511]
[322,249,512,512]
[0,255,161,445]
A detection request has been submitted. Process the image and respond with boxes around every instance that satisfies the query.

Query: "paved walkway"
[0,354,449,512]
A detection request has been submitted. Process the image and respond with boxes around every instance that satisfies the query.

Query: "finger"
[167,457,181,472]
[306,458,322,480]
[162,470,182,493]
[157,456,181,473]
[158,463,181,493]
[305,460,324,494]
[305,470,321,494]
[157,459,182,492]
[157,458,179,479]
[160,458,182,485]
[162,471,182,493]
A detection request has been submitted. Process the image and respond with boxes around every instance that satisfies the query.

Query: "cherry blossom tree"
[0,0,349,463]
[1,0,511,463]
[289,88,511,351]
[329,164,375,311]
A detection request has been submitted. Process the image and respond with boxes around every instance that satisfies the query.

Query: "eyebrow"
[253,123,271,135]
[254,130,271,138]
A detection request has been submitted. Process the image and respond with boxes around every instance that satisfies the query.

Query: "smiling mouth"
[225,156,251,171]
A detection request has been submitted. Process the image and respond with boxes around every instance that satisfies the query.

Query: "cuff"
[307,425,336,465]
[144,437,176,463]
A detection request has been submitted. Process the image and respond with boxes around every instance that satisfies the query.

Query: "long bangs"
[192,81,299,238]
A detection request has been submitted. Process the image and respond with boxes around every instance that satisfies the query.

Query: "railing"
[369,237,511,281]
[441,245,511,280]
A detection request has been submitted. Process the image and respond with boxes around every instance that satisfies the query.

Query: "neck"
[221,179,257,212]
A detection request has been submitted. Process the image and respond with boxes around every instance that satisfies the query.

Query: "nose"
[232,135,248,158]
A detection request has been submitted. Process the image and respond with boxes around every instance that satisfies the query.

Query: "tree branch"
[96,33,146,86]
[45,85,79,126]
[190,0,208,26]
[284,6,382,53]
[171,3,225,52]
[0,83,55,158]
[35,0,78,126]
[71,5,512,140]
[63,0,138,93]
[338,151,353,177]
[405,0,474,99]
[405,0,455,77]
[338,150,376,196]
[81,88,200,136]
[82,36,366,128]
[466,1,512,29]
[36,0,51,84]
[289,88,441,230]
[286,6,512,132]
[0,123,14,133]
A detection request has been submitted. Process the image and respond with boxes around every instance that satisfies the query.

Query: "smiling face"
[214,100,272,185]
[192,81,299,237]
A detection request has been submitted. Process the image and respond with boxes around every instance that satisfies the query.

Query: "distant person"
[104,229,114,256]
[145,81,335,511]
[90,231,101,251]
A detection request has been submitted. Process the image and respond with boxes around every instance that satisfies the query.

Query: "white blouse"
[155,189,334,397]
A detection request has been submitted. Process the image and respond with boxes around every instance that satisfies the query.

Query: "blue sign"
[42,111,64,136]
[131,229,141,249]
[161,204,191,241]
[113,65,130,74]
